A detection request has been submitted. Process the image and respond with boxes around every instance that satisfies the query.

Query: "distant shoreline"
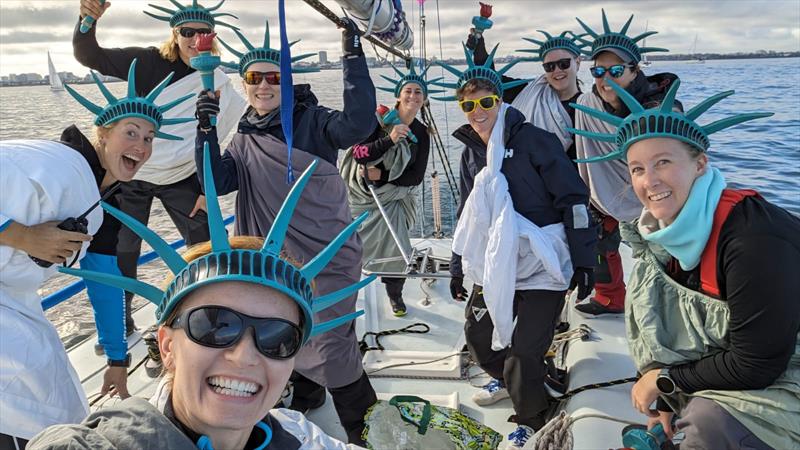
[3,54,798,88]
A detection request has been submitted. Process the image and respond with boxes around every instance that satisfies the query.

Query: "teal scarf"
[641,166,727,270]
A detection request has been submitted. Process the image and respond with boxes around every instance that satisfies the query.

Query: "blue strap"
[80,252,127,360]
[195,421,272,450]
[278,0,295,184]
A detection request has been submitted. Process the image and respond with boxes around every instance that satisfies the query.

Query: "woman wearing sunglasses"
[27,154,369,450]
[568,11,676,317]
[74,0,247,337]
[432,57,596,448]
[194,19,379,446]
[571,78,799,450]
[0,61,193,449]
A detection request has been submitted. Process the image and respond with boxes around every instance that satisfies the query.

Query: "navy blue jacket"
[450,107,597,277]
[197,56,377,195]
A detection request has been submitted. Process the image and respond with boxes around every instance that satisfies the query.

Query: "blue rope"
[278,0,295,184]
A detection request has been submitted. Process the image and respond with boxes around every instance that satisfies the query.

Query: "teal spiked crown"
[144,0,238,30]
[575,10,667,63]
[377,63,444,98]
[432,43,530,101]
[567,78,773,163]
[218,20,318,76]
[64,59,194,141]
[517,30,585,61]
[59,143,375,343]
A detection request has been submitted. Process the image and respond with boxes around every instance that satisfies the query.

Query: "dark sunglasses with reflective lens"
[589,64,632,79]
[244,71,281,86]
[169,305,302,359]
[458,95,500,113]
[542,58,572,73]
[178,27,213,38]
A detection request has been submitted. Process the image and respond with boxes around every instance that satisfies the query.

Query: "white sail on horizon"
[48,51,64,91]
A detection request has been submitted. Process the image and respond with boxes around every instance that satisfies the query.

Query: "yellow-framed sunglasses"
[458,95,500,113]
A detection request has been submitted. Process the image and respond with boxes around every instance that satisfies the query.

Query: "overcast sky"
[1,0,799,76]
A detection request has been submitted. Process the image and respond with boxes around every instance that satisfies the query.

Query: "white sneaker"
[472,379,510,406]
[506,425,535,449]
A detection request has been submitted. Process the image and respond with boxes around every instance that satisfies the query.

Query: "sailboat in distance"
[689,33,706,63]
[48,51,64,91]
[640,21,652,67]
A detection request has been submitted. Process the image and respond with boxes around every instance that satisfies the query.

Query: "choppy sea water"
[1,58,798,347]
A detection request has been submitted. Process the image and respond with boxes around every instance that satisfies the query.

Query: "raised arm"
[195,91,239,195]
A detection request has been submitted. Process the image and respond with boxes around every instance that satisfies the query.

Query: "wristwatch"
[655,368,678,395]
[108,353,132,368]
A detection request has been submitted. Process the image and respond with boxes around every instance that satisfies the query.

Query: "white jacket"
[452,104,573,350]
[0,140,103,439]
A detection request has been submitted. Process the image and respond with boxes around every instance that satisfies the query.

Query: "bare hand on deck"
[631,369,660,418]
[102,366,130,399]
[0,221,91,264]
[80,0,111,21]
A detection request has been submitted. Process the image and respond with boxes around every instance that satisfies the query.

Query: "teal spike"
[160,117,196,126]
[427,76,444,84]
[169,0,185,10]
[59,267,164,305]
[639,46,670,54]
[310,310,365,336]
[484,43,500,68]
[659,78,681,113]
[537,30,553,40]
[148,4,177,15]
[262,160,319,255]
[702,112,773,135]
[263,20,270,48]
[390,63,406,78]
[291,53,316,62]
[312,275,377,312]
[434,61,463,78]
[462,43,475,68]
[380,74,400,85]
[233,28,255,51]
[559,31,570,38]
[63,84,103,115]
[575,16,598,38]
[497,59,522,75]
[145,72,174,103]
[571,102,624,126]
[574,149,625,163]
[206,0,225,11]
[90,71,118,104]
[426,88,447,94]
[102,201,186,273]
[288,39,301,47]
[606,79,645,113]
[301,211,368,280]
[377,86,396,93]
[192,0,198,7]
[202,142,231,253]
[154,131,183,140]
[630,30,658,43]
[502,78,532,91]
[685,90,735,120]
[212,13,238,20]
[434,82,458,89]
[419,64,431,78]
[601,9,611,34]
[431,95,458,101]
[158,93,195,113]
[220,61,239,70]
[143,12,173,22]
[522,37,544,46]
[127,59,138,99]
[213,20,239,30]
[565,127,617,143]
[619,14,635,35]
[217,37,244,59]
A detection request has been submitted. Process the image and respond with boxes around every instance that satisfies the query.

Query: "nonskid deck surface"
[69,238,643,448]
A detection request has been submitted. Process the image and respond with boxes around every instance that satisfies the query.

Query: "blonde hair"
[159,28,221,63]
[91,123,115,151]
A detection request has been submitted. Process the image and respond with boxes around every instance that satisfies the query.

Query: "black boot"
[383,277,407,316]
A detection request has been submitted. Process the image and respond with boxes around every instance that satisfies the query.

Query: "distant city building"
[1,76,8,82]
[18,73,43,82]
[319,51,328,64]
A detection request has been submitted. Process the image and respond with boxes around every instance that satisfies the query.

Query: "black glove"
[569,267,595,301]
[340,17,363,58]
[196,89,219,130]
[465,28,483,51]
[450,276,468,301]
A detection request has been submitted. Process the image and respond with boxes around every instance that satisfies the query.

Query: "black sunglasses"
[170,305,302,359]
[542,58,572,73]
[178,27,213,38]
[589,64,632,79]
[244,71,281,86]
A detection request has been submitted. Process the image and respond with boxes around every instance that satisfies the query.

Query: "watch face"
[656,375,674,394]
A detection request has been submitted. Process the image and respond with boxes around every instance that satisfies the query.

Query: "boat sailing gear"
[567,266,595,300]
[517,30,585,61]
[449,276,468,300]
[640,166,726,271]
[472,379,510,406]
[64,59,194,141]
[60,144,373,344]
[143,0,238,30]
[196,89,220,130]
[340,17,363,58]
[574,9,668,64]
[218,19,317,76]
[377,63,444,98]
[569,78,773,163]
[169,305,303,359]
[432,43,529,101]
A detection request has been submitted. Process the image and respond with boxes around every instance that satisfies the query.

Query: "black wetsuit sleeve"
[670,202,800,393]
[391,121,430,187]
[319,55,378,150]
[471,36,525,103]
[195,128,239,195]
[353,125,393,164]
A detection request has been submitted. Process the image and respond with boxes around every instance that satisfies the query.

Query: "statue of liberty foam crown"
[217,20,318,76]
[64,59,195,141]
[431,43,530,101]
[144,0,239,30]
[59,144,376,343]
[377,63,445,98]
[574,9,668,63]
[516,30,586,61]
[567,78,773,163]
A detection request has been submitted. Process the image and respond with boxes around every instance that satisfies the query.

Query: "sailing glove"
[569,267,595,301]
[196,89,219,130]
[450,276,468,301]
[340,17,363,58]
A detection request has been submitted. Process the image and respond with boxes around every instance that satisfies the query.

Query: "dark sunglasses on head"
[178,27,213,38]
[542,58,572,73]
[589,64,632,79]
[170,305,302,359]
[244,71,281,86]
[458,95,500,113]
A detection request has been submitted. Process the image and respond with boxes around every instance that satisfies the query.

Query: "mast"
[48,51,64,91]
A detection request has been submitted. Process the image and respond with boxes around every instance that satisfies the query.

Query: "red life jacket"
[698,189,761,298]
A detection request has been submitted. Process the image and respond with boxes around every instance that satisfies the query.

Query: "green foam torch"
[190,32,221,126]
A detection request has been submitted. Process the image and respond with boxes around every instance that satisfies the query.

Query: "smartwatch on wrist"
[108,353,131,368]
[656,367,678,395]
